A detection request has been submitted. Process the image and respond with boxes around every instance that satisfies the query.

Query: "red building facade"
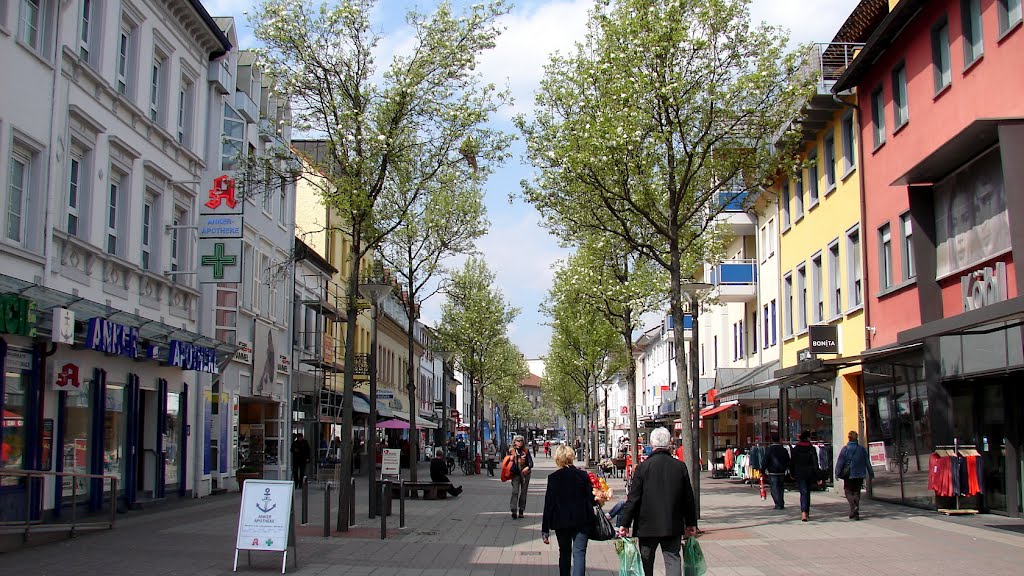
[835,0,1024,516]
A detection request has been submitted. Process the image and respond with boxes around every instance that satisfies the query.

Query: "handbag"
[587,505,616,541]
[500,455,514,482]
[837,447,852,480]
[616,537,644,576]
[683,537,707,576]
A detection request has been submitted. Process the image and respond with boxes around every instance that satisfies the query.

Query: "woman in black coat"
[542,444,596,576]
[789,430,823,521]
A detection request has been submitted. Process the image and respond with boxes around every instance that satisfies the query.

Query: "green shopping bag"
[614,537,644,576]
[683,537,707,576]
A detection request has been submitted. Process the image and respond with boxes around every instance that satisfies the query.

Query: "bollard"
[302,478,309,525]
[369,477,376,519]
[379,481,388,540]
[323,483,331,537]
[349,478,356,527]
[399,480,405,528]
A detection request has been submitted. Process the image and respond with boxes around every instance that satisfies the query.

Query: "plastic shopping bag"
[759,475,767,500]
[683,537,707,576]
[614,537,644,576]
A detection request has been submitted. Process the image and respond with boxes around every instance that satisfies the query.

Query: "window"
[808,153,819,205]
[150,53,166,123]
[768,218,776,255]
[841,112,856,174]
[713,336,718,369]
[793,176,803,221]
[738,319,744,358]
[278,179,288,223]
[170,207,184,272]
[732,322,738,361]
[751,311,757,354]
[879,223,893,289]
[962,0,984,65]
[79,0,94,61]
[811,254,823,323]
[106,172,125,255]
[892,63,908,128]
[141,196,154,270]
[763,305,770,349]
[847,226,862,308]
[116,19,133,95]
[215,284,238,344]
[781,180,790,229]
[760,224,768,262]
[222,105,244,170]
[783,273,794,337]
[871,85,886,148]
[177,76,194,146]
[241,242,254,308]
[66,151,90,236]
[7,147,31,243]
[999,0,1023,35]
[932,17,952,92]
[19,0,43,51]
[901,213,915,280]
[828,241,841,317]
[824,132,836,189]
[770,300,777,346]
[796,264,807,331]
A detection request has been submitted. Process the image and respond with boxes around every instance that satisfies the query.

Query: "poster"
[235,479,293,551]
[381,448,400,477]
[253,321,276,398]
[868,441,887,468]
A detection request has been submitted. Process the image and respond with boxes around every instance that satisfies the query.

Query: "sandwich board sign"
[381,448,401,480]
[234,479,297,573]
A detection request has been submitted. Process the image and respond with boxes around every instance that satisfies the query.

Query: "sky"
[204,0,862,360]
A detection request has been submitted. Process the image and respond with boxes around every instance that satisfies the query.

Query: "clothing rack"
[935,438,979,516]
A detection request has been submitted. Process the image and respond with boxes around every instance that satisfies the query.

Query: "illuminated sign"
[167,340,218,374]
[0,294,37,337]
[86,318,139,358]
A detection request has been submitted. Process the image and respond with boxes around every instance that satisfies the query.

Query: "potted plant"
[236,465,262,491]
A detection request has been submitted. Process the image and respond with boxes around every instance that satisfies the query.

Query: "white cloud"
[749,0,863,47]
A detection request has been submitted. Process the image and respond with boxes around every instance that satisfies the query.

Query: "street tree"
[250,0,512,527]
[518,0,814,509]
[435,256,519,464]
[480,336,531,452]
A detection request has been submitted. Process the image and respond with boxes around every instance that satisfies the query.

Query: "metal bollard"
[302,478,309,525]
[399,480,405,528]
[323,483,331,537]
[379,481,388,539]
[349,478,356,527]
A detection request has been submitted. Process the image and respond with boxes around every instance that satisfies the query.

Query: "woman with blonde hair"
[542,444,595,576]
[508,435,534,518]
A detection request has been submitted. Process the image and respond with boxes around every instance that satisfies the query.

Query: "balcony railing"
[710,259,757,285]
[717,191,747,212]
[800,42,864,93]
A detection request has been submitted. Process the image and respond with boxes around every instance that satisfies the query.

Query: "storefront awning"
[699,401,739,419]
[417,417,438,429]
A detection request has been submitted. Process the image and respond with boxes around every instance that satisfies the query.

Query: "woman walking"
[835,430,874,520]
[509,435,534,518]
[790,430,822,521]
[542,445,596,576]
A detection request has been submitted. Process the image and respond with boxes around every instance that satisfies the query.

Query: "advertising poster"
[204,389,213,475]
[868,441,887,468]
[253,321,276,398]
[220,393,230,473]
[235,479,293,552]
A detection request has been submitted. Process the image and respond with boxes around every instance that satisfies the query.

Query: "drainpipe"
[44,1,74,283]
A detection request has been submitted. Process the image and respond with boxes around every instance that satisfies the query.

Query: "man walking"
[762,435,791,510]
[291,433,311,487]
[616,427,697,576]
[835,430,874,520]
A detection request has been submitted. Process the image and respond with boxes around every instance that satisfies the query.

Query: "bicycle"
[889,447,909,474]
[461,457,475,475]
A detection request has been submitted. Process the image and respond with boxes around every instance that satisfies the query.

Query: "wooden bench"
[389,481,453,500]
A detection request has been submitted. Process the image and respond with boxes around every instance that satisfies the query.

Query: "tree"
[251,0,512,527]
[480,337,530,452]
[377,151,498,480]
[435,257,518,464]
[518,0,814,511]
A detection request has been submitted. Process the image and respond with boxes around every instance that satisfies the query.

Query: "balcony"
[663,313,694,341]
[234,90,259,123]
[710,259,757,303]
[208,60,231,95]
[352,352,369,381]
[775,42,864,147]
[715,190,756,236]
[258,117,275,142]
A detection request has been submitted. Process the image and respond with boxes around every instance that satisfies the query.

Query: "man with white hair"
[616,426,697,576]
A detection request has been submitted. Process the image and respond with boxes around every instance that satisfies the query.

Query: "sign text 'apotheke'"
[167,340,218,374]
[962,261,1007,312]
[86,318,139,358]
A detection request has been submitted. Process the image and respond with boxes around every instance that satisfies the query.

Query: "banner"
[253,321,276,398]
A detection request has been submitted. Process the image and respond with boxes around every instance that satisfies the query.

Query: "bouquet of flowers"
[588,471,613,506]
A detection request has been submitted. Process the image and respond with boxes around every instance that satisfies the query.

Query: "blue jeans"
[797,478,813,513]
[768,474,786,509]
[554,529,588,576]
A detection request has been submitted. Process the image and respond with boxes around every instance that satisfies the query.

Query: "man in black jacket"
[616,427,696,576]
[761,435,791,510]
[430,448,463,497]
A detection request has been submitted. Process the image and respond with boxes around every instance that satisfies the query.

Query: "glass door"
[980,382,1007,514]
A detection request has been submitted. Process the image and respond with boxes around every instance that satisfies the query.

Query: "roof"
[238,51,259,66]
[294,236,336,275]
[519,373,542,388]
[830,0,890,44]
[833,0,929,93]
[190,3,232,56]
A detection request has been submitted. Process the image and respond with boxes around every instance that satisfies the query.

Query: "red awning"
[699,402,739,419]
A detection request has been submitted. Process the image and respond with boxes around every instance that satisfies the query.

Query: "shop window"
[62,387,91,495]
[1,370,28,486]
[103,385,125,494]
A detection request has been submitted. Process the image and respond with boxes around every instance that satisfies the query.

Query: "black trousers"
[292,461,308,487]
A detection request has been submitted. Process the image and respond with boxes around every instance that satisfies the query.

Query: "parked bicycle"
[889,446,909,474]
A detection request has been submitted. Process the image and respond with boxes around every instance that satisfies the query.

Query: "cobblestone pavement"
[2,454,1023,575]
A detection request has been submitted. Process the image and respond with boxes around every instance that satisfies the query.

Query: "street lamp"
[358,275,392,518]
[681,280,712,522]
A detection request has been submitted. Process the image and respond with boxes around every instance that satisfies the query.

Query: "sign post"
[234,479,297,574]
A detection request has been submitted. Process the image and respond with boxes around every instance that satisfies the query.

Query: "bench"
[389,481,453,500]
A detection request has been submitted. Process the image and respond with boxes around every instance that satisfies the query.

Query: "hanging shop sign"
[198,239,243,284]
[961,261,1007,312]
[86,318,139,358]
[620,406,629,415]
[51,307,75,344]
[276,355,290,374]
[199,214,243,238]
[201,175,243,215]
[6,347,33,372]
[167,340,218,373]
[0,294,37,337]
[233,340,253,365]
[808,325,839,355]
[52,362,82,391]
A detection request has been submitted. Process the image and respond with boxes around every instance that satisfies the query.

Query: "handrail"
[0,468,118,542]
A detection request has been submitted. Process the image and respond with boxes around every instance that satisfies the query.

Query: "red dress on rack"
[928,452,952,497]
[965,454,981,496]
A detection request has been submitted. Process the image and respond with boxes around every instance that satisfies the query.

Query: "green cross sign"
[201,242,237,279]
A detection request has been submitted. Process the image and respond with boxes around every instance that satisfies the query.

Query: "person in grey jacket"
[835,430,874,520]
[616,427,697,576]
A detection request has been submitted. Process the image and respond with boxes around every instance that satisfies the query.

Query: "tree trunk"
[406,297,418,481]
[338,230,361,532]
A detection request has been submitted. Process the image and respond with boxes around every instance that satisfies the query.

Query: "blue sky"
[204,0,861,359]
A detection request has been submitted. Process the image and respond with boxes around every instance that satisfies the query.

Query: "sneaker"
[519,510,525,518]
[511,510,517,519]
